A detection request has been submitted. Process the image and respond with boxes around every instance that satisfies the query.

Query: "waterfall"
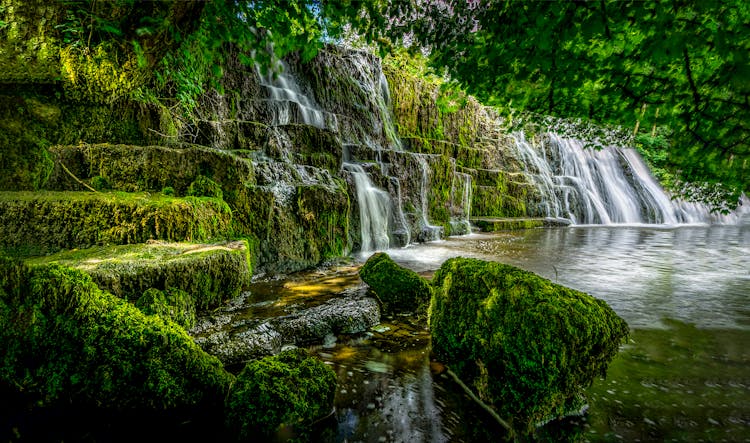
[343,163,391,252]
[256,62,329,129]
[449,171,473,235]
[415,155,443,242]
[514,132,743,225]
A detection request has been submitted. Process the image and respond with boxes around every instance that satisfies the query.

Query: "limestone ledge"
[26,240,251,311]
[0,191,232,255]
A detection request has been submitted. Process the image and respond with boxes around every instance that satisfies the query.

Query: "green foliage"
[635,132,675,189]
[0,259,234,410]
[224,348,337,441]
[161,186,175,196]
[187,175,223,200]
[429,257,629,433]
[135,287,196,330]
[359,252,432,314]
[357,1,750,208]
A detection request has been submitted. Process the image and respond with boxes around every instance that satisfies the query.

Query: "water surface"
[332,223,750,442]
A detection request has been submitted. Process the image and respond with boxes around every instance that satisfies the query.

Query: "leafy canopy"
[342,0,750,207]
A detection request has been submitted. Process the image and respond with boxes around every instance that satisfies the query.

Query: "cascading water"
[513,131,745,225]
[415,154,443,242]
[256,62,329,129]
[449,171,473,235]
[343,163,391,252]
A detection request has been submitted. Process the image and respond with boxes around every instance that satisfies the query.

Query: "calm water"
[318,222,750,442]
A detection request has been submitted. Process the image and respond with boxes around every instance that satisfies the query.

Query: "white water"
[343,163,391,252]
[415,154,443,242]
[257,63,328,128]
[514,132,746,225]
[448,171,473,235]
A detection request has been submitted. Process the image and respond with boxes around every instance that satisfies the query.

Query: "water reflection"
[336,224,750,441]
[313,314,510,443]
[387,224,750,329]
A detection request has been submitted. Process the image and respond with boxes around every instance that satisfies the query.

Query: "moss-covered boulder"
[0,258,234,411]
[136,287,196,330]
[359,252,432,313]
[0,191,232,255]
[26,241,251,311]
[429,257,629,433]
[224,348,337,441]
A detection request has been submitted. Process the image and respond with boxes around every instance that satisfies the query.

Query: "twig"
[59,162,98,193]
[445,366,515,436]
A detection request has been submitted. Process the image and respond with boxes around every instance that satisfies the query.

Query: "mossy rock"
[26,241,252,311]
[44,144,255,195]
[429,257,629,433]
[187,175,223,200]
[0,258,234,411]
[471,217,545,231]
[359,252,432,313]
[135,287,196,330]
[224,348,337,441]
[0,191,232,255]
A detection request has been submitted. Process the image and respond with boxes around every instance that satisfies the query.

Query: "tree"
[345,0,750,208]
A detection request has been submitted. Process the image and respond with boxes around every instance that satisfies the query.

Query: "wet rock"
[359,252,432,313]
[192,293,380,366]
[429,257,629,433]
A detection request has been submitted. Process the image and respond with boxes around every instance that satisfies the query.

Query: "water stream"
[302,220,750,442]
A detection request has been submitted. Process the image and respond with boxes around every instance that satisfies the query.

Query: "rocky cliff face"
[0,32,538,274]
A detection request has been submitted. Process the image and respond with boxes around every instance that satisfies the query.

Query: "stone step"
[0,191,232,255]
[45,143,255,194]
[470,217,571,231]
[25,240,251,312]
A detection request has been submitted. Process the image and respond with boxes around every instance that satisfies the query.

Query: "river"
[310,222,750,442]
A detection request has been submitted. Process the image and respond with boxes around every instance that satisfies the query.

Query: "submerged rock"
[429,257,629,433]
[192,290,380,366]
[359,252,432,313]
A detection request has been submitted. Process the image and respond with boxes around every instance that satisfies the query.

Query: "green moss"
[0,258,234,411]
[0,191,233,255]
[429,257,629,433]
[90,175,111,191]
[224,348,337,441]
[26,240,251,311]
[45,144,255,196]
[135,287,196,330]
[187,175,223,200]
[359,252,432,314]
[471,218,544,231]
[296,183,351,262]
